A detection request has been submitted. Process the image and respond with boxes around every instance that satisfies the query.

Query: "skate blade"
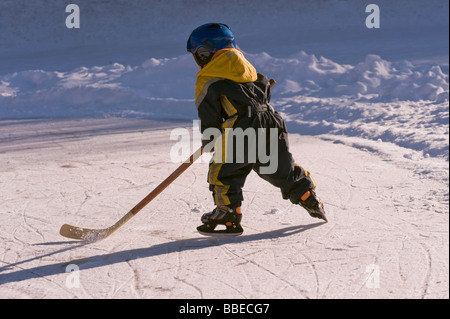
[311,212,328,223]
[198,230,243,237]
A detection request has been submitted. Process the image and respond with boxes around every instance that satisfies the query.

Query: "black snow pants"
[207,107,316,209]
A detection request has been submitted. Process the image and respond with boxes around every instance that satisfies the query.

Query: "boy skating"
[186,23,327,236]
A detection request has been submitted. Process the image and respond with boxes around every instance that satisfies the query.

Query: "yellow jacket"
[195,48,258,106]
[194,48,272,140]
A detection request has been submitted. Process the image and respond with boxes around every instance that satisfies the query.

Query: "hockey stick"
[60,146,203,241]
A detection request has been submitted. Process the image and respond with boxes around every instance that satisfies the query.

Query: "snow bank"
[1,51,448,159]
[249,52,449,101]
[0,55,197,119]
[1,52,448,117]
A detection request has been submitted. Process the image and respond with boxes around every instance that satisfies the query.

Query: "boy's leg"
[254,112,327,221]
[254,143,327,221]
[252,111,314,202]
[254,145,316,204]
[208,160,253,208]
[198,161,251,236]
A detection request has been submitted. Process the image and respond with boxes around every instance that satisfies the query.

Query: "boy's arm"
[196,83,223,149]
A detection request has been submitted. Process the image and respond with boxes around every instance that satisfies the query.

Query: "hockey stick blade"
[59,224,114,241]
[60,210,134,241]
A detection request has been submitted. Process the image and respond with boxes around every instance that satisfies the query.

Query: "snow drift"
[2,52,448,110]
[1,52,448,159]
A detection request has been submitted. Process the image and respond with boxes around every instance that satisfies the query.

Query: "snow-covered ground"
[0,0,448,299]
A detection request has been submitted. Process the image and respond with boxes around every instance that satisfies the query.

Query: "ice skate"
[197,206,244,236]
[299,190,328,222]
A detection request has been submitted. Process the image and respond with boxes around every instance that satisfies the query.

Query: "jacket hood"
[196,48,258,83]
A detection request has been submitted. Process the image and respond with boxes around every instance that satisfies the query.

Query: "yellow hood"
[195,49,258,101]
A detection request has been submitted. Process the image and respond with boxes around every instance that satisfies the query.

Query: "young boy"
[187,23,327,236]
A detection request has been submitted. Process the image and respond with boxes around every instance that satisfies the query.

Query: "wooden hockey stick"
[60,146,203,241]
[61,78,276,241]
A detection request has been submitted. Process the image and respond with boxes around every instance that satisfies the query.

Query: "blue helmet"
[187,23,236,67]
